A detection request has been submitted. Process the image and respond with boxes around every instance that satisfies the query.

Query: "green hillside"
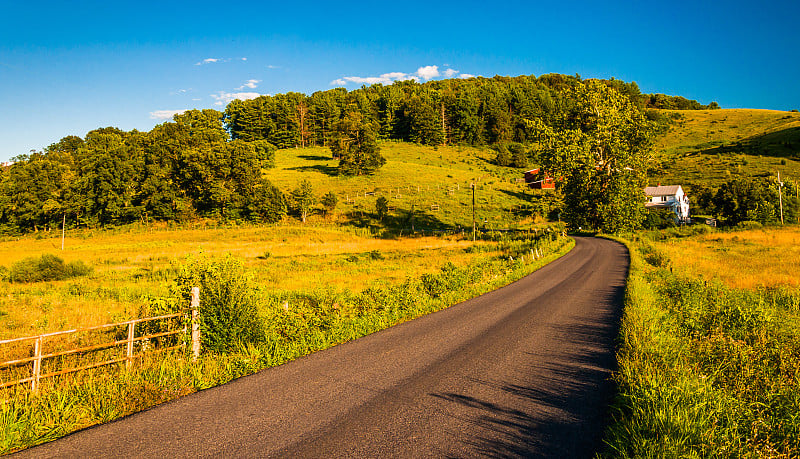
[651,109,800,186]
[276,108,800,230]
[265,142,551,231]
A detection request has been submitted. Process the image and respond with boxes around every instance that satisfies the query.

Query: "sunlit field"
[652,226,800,289]
[0,223,496,339]
[651,109,800,187]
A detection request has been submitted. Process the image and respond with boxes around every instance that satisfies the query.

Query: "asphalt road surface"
[17,236,629,458]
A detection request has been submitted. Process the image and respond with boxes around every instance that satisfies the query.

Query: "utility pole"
[471,182,476,242]
[778,171,785,225]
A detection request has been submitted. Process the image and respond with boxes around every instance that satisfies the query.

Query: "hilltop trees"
[0,73,678,233]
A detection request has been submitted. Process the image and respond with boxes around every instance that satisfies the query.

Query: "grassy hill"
[264,142,552,231]
[267,108,800,228]
[651,109,800,187]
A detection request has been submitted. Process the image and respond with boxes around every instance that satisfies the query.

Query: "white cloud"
[169,88,192,96]
[267,64,280,69]
[415,65,440,80]
[332,65,467,87]
[237,79,261,90]
[345,75,393,85]
[195,58,219,66]
[210,91,262,105]
[195,57,247,66]
[150,109,189,120]
[459,73,476,79]
[381,72,408,80]
[330,71,418,86]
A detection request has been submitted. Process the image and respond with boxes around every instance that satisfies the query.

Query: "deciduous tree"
[330,109,385,176]
[529,80,654,232]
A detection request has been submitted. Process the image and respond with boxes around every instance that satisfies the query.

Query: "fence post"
[191,287,200,362]
[126,321,135,370]
[31,336,43,394]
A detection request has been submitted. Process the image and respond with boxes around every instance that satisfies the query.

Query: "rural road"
[18,236,629,458]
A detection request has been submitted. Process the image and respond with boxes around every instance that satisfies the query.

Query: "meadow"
[651,109,800,187]
[0,224,505,339]
[266,141,549,230]
[602,226,800,457]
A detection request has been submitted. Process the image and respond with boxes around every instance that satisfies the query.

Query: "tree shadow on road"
[429,265,627,458]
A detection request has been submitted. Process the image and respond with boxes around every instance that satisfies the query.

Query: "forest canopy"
[0,73,697,233]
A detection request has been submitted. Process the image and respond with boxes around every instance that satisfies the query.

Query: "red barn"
[524,169,555,190]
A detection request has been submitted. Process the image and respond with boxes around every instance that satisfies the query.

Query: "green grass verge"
[600,233,800,457]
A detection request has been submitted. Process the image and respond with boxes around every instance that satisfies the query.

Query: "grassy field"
[651,109,800,187]
[0,224,510,339]
[652,226,800,289]
[602,226,800,457]
[265,141,549,230]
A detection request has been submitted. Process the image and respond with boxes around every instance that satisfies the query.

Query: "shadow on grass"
[343,207,460,236]
[298,155,332,161]
[286,164,339,176]
[697,126,800,159]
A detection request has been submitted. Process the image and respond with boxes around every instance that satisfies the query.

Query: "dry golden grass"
[653,226,800,289]
[0,224,493,338]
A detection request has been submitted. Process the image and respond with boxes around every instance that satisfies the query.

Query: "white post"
[32,336,43,394]
[126,321,135,370]
[61,214,66,251]
[778,171,784,225]
[191,287,201,361]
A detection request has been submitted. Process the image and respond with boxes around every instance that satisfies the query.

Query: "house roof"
[644,185,682,197]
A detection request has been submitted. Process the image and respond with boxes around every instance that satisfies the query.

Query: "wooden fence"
[0,287,201,394]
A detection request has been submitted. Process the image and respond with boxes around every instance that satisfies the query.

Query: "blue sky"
[1,0,798,162]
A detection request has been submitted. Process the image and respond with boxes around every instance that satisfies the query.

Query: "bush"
[8,254,91,283]
[172,255,265,354]
[421,262,474,298]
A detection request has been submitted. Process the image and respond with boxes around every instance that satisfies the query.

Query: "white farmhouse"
[644,185,690,223]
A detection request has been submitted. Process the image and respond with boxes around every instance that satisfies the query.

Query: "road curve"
[17,236,629,458]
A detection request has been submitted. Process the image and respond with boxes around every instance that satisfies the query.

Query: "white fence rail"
[0,287,201,394]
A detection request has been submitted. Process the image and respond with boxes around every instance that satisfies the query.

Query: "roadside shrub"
[8,254,91,283]
[421,262,475,298]
[172,255,265,354]
[639,243,669,268]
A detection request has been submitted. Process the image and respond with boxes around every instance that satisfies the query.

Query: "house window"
[661,196,667,202]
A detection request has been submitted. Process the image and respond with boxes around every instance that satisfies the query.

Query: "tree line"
[223,74,695,149]
[691,176,799,225]
[0,110,286,233]
[1,73,706,234]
